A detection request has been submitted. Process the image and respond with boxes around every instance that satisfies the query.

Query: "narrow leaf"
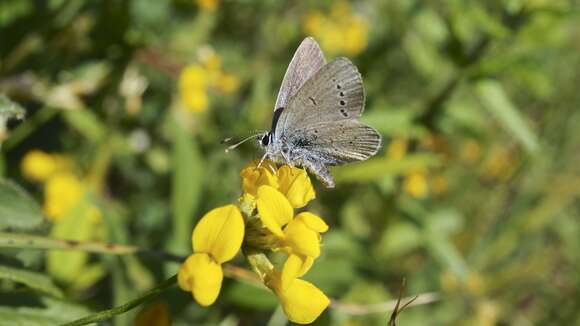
[476,80,539,153]
[0,265,63,298]
[169,119,204,254]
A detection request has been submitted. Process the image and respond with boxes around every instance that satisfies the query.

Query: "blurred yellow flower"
[21,150,69,182]
[481,146,516,181]
[264,269,330,324]
[178,205,244,306]
[179,65,209,113]
[430,173,448,195]
[460,138,482,163]
[403,169,429,198]
[387,138,408,160]
[303,1,369,56]
[178,53,239,112]
[215,73,240,93]
[43,173,83,221]
[197,0,219,11]
[181,87,209,113]
[179,65,208,90]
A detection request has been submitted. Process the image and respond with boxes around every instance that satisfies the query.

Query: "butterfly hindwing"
[293,119,381,165]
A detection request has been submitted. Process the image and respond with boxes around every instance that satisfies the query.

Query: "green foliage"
[1,0,579,325]
[0,265,62,298]
[0,179,43,230]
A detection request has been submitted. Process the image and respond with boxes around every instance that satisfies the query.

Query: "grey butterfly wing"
[274,37,326,110]
[276,57,364,135]
[295,120,382,164]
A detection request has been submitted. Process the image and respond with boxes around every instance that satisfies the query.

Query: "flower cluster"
[21,150,105,285]
[303,1,369,56]
[21,150,101,222]
[178,161,329,324]
[178,48,240,113]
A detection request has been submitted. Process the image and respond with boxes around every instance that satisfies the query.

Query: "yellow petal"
[177,253,223,306]
[281,254,314,290]
[278,278,330,324]
[277,165,315,208]
[283,218,321,257]
[192,205,244,263]
[240,160,279,196]
[295,212,328,233]
[256,185,293,237]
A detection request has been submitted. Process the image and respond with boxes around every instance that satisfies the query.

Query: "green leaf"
[62,109,106,143]
[0,265,63,298]
[225,283,277,310]
[476,79,540,154]
[0,179,44,231]
[375,222,423,259]
[0,295,90,326]
[333,154,441,184]
[169,119,204,254]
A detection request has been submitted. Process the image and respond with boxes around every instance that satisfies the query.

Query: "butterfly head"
[258,132,272,148]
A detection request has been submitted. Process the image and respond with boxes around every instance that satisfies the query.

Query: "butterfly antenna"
[224,133,262,153]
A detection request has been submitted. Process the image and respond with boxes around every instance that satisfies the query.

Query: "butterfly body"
[259,37,381,188]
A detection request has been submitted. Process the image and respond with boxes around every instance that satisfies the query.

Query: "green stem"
[60,275,177,326]
[0,232,186,262]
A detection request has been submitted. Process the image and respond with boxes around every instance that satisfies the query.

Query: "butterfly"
[228,37,381,188]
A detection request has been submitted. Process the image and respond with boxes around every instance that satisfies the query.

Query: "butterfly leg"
[304,160,335,188]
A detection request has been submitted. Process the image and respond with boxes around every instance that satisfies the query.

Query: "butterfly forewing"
[276,58,364,137]
[274,37,326,111]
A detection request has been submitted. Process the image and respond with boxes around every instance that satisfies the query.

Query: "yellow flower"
[256,186,327,288]
[215,72,240,93]
[181,87,209,113]
[197,0,219,11]
[277,165,315,209]
[303,2,369,56]
[460,139,482,163]
[264,269,330,324]
[43,173,83,221]
[403,169,429,198]
[240,161,315,209]
[240,160,279,197]
[179,65,209,112]
[386,138,408,160]
[21,150,69,182]
[179,65,207,90]
[343,17,369,56]
[178,205,244,306]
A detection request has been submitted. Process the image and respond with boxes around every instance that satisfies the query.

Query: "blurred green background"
[1,0,580,325]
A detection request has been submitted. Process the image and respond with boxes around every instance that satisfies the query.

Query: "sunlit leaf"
[334,154,441,184]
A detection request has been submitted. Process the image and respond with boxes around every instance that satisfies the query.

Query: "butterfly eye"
[261,134,270,146]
